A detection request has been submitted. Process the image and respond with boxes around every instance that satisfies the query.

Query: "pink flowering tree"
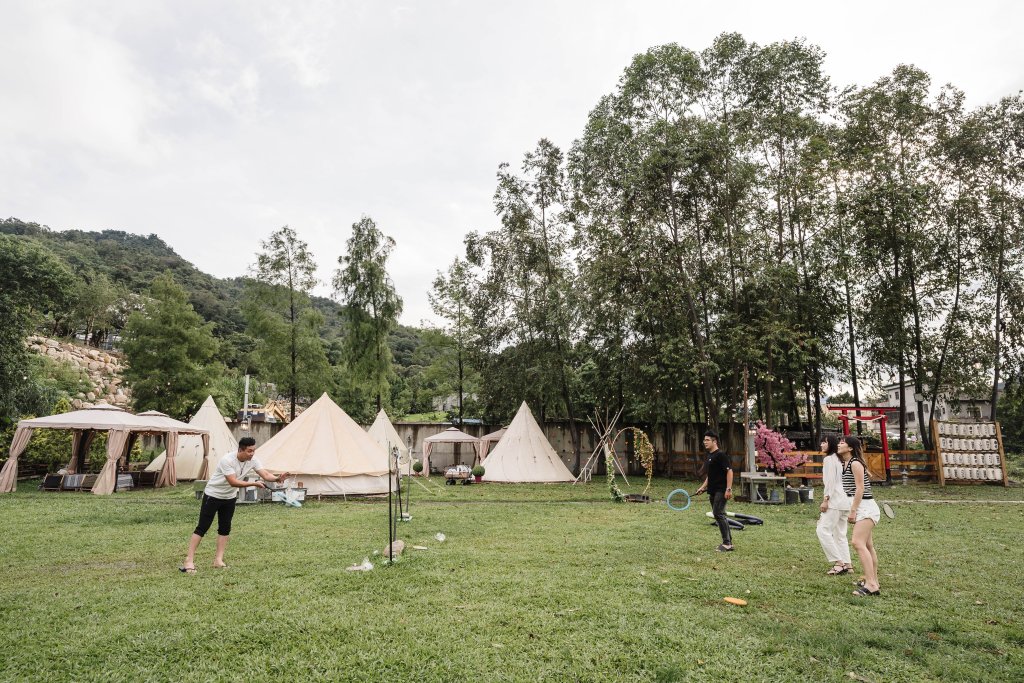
[754,421,807,473]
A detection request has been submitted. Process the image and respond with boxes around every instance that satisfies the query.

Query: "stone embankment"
[25,335,131,409]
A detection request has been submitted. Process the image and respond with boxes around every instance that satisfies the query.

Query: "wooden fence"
[781,449,938,483]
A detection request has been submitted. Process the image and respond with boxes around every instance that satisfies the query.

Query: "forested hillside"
[1,218,451,424]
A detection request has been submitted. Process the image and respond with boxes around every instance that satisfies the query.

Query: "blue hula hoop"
[666,489,691,511]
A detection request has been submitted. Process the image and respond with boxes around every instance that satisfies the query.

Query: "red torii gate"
[828,405,898,483]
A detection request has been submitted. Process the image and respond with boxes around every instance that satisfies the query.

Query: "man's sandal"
[852,586,880,597]
[179,566,196,574]
[827,564,850,575]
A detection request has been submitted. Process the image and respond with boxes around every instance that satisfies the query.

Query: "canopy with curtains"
[421,427,483,476]
[0,404,209,495]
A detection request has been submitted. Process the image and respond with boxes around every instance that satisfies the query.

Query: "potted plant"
[472,464,485,483]
[412,460,423,476]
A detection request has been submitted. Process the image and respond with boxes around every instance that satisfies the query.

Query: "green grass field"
[2,477,1022,682]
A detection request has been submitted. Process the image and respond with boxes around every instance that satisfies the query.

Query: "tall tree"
[840,66,942,454]
[0,235,73,426]
[244,226,329,419]
[121,273,219,418]
[469,140,583,468]
[334,217,403,413]
[972,96,1024,419]
[429,257,477,424]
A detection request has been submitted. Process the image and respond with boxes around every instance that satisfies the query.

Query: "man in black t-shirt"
[694,429,734,552]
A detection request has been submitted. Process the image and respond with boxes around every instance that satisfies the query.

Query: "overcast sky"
[3,1,1021,326]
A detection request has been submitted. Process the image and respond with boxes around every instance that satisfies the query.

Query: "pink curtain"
[0,427,34,494]
[64,430,96,474]
[422,441,433,478]
[196,433,212,480]
[92,430,131,495]
[155,431,179,488]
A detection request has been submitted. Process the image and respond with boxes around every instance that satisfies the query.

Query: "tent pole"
[394,445,404,521]
[387,443,393,564]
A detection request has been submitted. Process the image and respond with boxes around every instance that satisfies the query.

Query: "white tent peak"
[480,402,573,483]
[145,396,236,480]
[367,408,411,474]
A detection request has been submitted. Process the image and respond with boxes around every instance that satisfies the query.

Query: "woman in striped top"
[839,435,881,596]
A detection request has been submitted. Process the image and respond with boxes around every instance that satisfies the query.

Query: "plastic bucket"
[798,486,811,503]
[785,487,800,504]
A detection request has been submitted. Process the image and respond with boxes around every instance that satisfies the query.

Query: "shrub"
[471,465,485,477]
[412,460,423,473]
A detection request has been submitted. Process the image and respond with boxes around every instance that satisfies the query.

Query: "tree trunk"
[990,173,1007,420]
[906,251,929,448]
[288,273,297,422]
[929,193,965,428]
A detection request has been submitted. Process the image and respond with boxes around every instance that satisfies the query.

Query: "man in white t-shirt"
[180,437,289,573]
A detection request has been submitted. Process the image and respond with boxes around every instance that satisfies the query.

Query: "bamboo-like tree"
[429,257,477,425]
[334,216,403,414]
[244,226,329,420]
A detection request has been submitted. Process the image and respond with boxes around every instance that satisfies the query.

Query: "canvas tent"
[145,396,238,481]
[367,409,412,475]
[255,393,394,496]
[479,427,507,459]
[0,404,209,495]
[480,402,574,483]
[421,427,482,476]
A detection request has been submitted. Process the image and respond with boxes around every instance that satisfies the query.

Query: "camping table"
[740,471,787,504]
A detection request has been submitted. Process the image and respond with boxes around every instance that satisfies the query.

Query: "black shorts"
[194,493,237,537]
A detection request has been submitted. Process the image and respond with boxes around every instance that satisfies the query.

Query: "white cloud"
[0,3,168,166]
[2,0,1022,328]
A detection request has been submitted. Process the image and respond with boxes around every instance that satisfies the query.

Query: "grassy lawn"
[1,477,1022,682]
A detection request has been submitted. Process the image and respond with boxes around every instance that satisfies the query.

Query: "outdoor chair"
[40,474,64,491]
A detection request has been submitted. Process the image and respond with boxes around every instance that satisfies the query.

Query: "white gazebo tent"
[255,393,393,496]
[367,409,411,475]
[421,427,483,476]
[145,396,238,481]
[479,427,507,459]
[0,404,209,495]
[480,402,574,483]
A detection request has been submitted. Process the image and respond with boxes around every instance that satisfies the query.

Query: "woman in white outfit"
[816,435,852,575]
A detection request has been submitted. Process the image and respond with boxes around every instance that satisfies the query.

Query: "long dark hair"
[842,435,875,479]
[823,435,839,457]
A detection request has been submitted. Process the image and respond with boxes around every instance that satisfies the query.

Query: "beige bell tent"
[480,402,574,483]
[367,409,412,475]
[145,396,238,480]
[256,393,393,495]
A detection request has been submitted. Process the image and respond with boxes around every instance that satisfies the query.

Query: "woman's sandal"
[827,564,850,575]
[852,586,880,597]
[179,566,197,574]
